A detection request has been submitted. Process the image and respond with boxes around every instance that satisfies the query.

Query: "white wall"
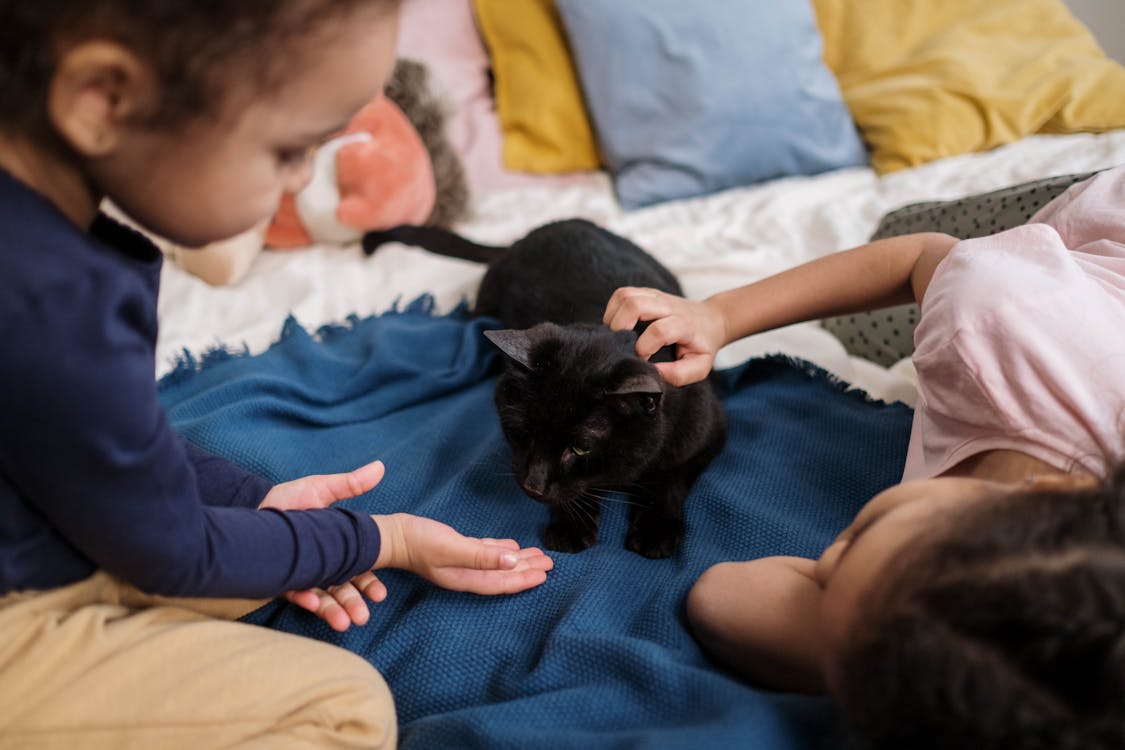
[1065,0,1125,63]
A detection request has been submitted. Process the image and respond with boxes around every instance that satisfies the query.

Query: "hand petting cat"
[259,459,554,631]
[366,219,727,558]
[604,287,727,388]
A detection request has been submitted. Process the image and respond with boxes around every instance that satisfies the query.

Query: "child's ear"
[47,41,154,158]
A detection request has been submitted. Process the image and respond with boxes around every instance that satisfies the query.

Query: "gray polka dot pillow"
[821,171,1100,367]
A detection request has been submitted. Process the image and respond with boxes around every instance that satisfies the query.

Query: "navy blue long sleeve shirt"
[0,170,381,597]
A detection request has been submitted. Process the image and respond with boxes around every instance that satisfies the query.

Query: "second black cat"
[363,219,727,558]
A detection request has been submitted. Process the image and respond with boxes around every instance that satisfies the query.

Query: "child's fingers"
[343,459,386,497]
[604,287,667,330]
[447,566,550,595]
[477,543,520,570]
[439,536,556,574]
[283,589,355,632]
[634,314,690,361]
[518,548,555,571]
[654,357,711,388]
[480,538,521,551]
[431,529,518,570]
[325,583,370,628]
[283,589,321,612]
[316,597,353,632]
[423,537,554,593]
[468,546,554,569]
[321,460,386,501]
[352,571,388,603]
[282,572,393,634]
[602,286,638,328]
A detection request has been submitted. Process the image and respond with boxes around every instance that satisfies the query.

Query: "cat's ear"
[484,329,535,369]
[607,373,663,415]
[609,373,663,396]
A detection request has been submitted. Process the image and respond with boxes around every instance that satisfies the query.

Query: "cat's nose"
[521,481,546,500]
[522,462,550,500]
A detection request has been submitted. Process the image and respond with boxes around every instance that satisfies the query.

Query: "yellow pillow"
[472,0,600,173]
[813,0,1125,173]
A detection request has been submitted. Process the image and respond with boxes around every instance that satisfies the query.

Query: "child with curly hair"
[605,164,1125,748]
[0,2,551,747]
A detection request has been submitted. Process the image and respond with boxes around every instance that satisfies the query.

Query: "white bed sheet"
[156,132,1125,405]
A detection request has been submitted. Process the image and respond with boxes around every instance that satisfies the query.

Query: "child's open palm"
[374,513,554,595]
[258,460,553,631]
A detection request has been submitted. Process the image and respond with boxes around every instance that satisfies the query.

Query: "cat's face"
[487,323,666,508]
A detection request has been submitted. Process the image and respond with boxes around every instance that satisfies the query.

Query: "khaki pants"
[0,572,396,749]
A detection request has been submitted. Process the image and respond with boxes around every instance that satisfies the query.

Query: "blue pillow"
[555,0,868,209]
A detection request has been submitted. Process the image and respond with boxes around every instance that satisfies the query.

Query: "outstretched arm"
[261,460,553,632]
[704,232,956,342]
[605,232,958,386]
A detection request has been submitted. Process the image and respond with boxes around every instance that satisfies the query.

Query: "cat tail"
[361,225,504,264]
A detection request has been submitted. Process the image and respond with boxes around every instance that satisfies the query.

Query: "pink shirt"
[904,165,1125,480]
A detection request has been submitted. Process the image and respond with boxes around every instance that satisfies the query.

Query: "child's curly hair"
[834,464,1125,749]
[0,0,396,136]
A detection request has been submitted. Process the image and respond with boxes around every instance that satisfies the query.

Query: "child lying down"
[606,164,1125,749]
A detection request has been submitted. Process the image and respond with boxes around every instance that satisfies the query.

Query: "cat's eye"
[571,445,591,457]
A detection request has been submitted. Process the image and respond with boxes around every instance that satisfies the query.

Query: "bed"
[153,1,1125,747]
[156,130,1125,399]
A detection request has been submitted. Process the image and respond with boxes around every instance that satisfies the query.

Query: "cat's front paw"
[626,516,683,559]
[544,518,598,553]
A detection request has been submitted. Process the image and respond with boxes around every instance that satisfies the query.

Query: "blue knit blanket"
[159,299,913,749]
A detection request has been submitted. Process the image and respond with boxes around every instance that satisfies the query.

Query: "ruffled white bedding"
[156,131,1125,405]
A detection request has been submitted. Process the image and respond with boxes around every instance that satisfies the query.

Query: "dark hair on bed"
[833,463,1125,750]
[0,0,398,136]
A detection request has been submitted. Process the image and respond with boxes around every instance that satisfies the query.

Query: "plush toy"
[266,96,433,248]
[167,59,469,285]
[383,57,469,229]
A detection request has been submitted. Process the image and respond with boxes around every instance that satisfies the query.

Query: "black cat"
[363,219,726,558]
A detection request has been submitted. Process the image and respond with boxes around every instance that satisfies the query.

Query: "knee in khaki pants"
[0,572,397,750]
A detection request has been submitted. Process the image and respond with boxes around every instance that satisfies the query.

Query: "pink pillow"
[395,0,594,194]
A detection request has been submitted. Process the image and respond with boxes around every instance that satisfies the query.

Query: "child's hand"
[373,514,554,594]
[259,459,386,512]
[604,287,727,387]
[281,572,387,632]
[259,459,387,631]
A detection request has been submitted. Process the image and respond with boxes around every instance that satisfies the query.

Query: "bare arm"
[686,557,827,694]
[604,232,958,385]
[710,232,956,342]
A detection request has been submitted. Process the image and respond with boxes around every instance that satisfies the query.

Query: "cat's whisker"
[559,500,580,522]
[564,498,597,528]
[589,483,643,501]
[574,496,597,521]
[586,488,644,508]
[384,219,726,558]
